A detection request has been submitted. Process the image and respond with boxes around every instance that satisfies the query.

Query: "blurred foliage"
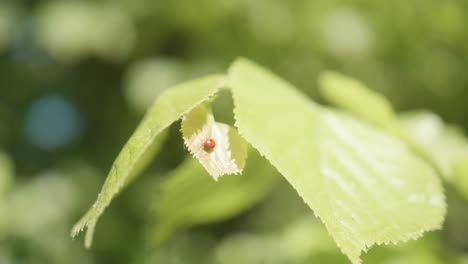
[2,0,468,263]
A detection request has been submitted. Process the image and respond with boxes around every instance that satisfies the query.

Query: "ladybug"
[203,139,216,151]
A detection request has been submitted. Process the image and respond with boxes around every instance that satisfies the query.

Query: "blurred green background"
[2,0,468,263]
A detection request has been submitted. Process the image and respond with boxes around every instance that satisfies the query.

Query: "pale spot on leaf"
[182,104,247,180]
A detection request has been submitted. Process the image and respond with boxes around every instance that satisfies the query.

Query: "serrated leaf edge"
[181,106,244,180]
[71,76,226,247]
[227,59,445,264]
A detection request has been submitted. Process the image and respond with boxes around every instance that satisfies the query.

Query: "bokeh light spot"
[124,58,184,113]
[320,7,374,58]
[24,95,82,150]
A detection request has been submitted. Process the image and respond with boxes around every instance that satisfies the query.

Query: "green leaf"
[399,111,468,201]
[318,72,445,177]
[399,111,468,180]
[151,149,279,245]
[146,232,216,264]
[71,74,225,247]
[0,151,13,238]
[0,150,13,195]
[229,58,445,264]
[453,158,468,201]
[215,217,341,264]
[318,71,398,132]
[181,104,248,180]
[319,71,468,182]
[318,111,445,263]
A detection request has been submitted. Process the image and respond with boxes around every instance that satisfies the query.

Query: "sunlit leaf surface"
[71,75,225,247]
[229,58,446,263]
[319,71,447,178]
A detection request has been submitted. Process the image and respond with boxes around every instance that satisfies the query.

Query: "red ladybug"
[203,139,216,151]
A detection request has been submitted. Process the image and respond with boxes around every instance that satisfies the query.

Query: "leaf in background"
[229,58,445,264]
[318,71,398,132]
[145,232,217,264]
[0,151,13,238]
[0,150,13,195]
[71,74,225,247]
[318,71,446,177]
[215,217,349,264]
[453,159,468,202]
[362,232,447,264]
[151,149,279,245]
[181,104,247,180]
[399,111,468,180]
[399,111,468,202]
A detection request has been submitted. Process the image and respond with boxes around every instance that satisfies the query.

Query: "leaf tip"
[70,212,98,248]
[84,221,97,248]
